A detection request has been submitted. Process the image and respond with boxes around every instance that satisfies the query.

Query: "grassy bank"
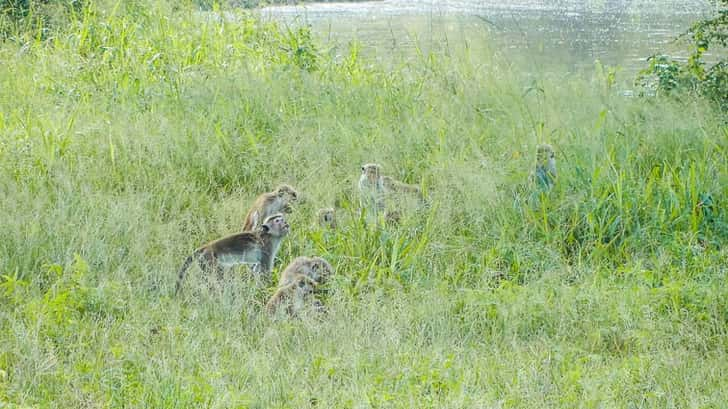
[204,1,379,9]
[1,1,727,407]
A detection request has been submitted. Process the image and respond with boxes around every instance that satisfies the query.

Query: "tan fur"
[530,144,557,189]
[243,184,299,231]
[278,256,333,288]
[359,163,385,190]
[175,214,290,295]
[382,176,421,195]
[358,163,422,221]
[317,208,336,229]
[265,274,318,316]
[358,163,386,216]
[384,209,402,225]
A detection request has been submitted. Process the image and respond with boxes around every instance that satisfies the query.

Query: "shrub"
[637,0,727,112]
[0,0,87,39]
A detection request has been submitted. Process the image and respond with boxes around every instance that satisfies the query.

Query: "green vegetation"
[198,0,378,11]
[1,1,726,407]
[0,0,87,39]
[637,0,727,112]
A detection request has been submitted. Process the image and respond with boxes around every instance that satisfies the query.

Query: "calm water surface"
[261,0,713,74]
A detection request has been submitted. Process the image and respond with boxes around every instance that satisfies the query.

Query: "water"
[261,0,714,74]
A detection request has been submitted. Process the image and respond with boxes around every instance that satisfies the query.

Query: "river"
[261,0,714,74]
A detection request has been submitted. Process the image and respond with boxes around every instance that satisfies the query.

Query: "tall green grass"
[1,1,726,407]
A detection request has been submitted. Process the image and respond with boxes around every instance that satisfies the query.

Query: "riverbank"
[260,0,711,75]
[241,0,380,8]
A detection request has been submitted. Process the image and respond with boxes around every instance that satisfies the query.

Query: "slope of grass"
[0,2,726,408]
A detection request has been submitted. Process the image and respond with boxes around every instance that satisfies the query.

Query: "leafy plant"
[0,0,87,39]
[637,0,727,112]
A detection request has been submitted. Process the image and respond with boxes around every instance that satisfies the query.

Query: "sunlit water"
[260,0,713,75]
